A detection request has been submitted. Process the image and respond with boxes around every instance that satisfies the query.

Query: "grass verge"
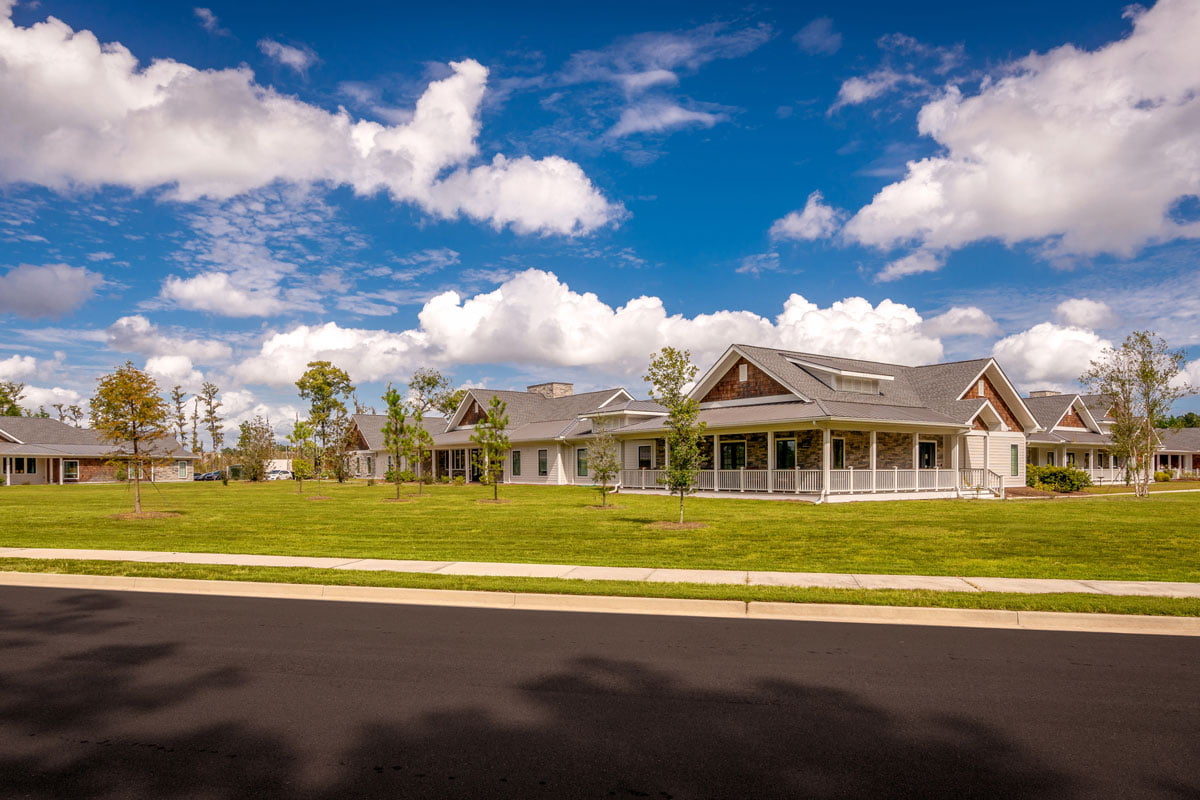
[3,557,1198,617]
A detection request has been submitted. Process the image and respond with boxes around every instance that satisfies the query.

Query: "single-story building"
[0,417,197,485]
[345,413,446,480]
[429,346,1040,502]
[1157,427,1200,478]
[1023,391,1127,483]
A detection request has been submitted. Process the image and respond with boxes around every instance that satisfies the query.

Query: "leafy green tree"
[89,362,169,513]
[1162,411,1200,428]
[287,419,317,493]
[409,368,452,414]
[440,388,468,418]
[645,347,706,524]
[1082,331,1193,497]
[588,425,621,507]
[0,381,23,416]
[470,396,510,501]
[237,415,275,481]
[296,361,355,483]
[382,383,411,499]
[190,398,202,455]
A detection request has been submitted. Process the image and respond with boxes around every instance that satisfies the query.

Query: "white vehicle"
[266,469,293,481]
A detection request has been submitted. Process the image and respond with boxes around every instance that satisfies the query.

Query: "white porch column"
[58,457,64,485]
[951,435,960,489]
[767,431,775,493]
[713,433,721,473]
[869,430,877,493]
[820,427,831,500]
[912,433,920,469]
[4,457,9,486]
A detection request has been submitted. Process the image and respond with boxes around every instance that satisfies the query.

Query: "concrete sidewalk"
[2,546,1198,598]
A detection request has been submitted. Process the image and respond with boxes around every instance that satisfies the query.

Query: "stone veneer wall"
[876,432,914,468]
[831,430,870,468]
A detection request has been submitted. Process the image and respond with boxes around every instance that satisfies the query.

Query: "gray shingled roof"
[350,414,447,451]
[1023,394,1078,430]
[457,387,630,427]
[581,398,665,415]
[0,417,195,458]
[1159,428,1200,452]
[1079,394,1115,421]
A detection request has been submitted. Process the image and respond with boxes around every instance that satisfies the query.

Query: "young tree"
[588,426,621,507]
[199,382,223,470]
[440,388,469,418]
[170,385,188,445]
[645,347,706,524]
[51,403,85,427]
[190,398,202,455]
[408,406,436,495]
[1082,331,1194,497]
[89,362,169,514]
[286,419,316,493]
[469,396,510,501]
[0,381,25,416]
[237,415,275,481]
[381,384,410,499]
[296,361,355,484]
[409,368,452,415]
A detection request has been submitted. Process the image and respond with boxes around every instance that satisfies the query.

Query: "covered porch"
[1027,443,1126,484]
[617,425,1003,500]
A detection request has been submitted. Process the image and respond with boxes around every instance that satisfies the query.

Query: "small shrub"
[452,475,466,486]
[1028,465,1092,493]
[1154,470,1172,483]
[437,476,450,484]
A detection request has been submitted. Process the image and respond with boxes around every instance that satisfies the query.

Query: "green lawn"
[1084,480,1200,494]
[2,480,1197,582]
[4,557,1198,617]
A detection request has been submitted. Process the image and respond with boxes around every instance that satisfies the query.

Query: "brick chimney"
[1028,390,1061,398]
[527,382,574,399]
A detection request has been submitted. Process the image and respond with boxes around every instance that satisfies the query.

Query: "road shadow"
[0,592,1094,799]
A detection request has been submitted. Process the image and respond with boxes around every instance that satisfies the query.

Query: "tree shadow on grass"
[0,592,1093,799]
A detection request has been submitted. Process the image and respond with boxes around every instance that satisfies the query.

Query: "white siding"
[964,433,987,470]
[621,439,658,470]
[503,443,567,485]
[989,432,1026,487]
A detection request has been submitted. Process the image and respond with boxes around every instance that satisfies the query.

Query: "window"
[637,445,652,470]
[831,438,845,469]
[24,458,35,475]
[1098,452,1109,468]
[835,376,879,394]
[177,460,187,479]
[977,379,986,396]
[719,441,746,470]
[775,438,796,470]
[1045,451,1056,466]
[918,441,937,469]
[451,450,465,471]
[576,448,588,477]
[1010,444,1020,476]
[537,449,548,476]
[64,460,79,480]
[512,451,521,476]
[1066,452,1076,466]
[738,363,748,382]
[13,457,25,474]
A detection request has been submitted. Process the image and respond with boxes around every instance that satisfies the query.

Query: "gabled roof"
[1023,394,1079,431]
[447,387,632,429]
[349,414,446,451]
[1079,394,1116,421]
[0,417,196,458]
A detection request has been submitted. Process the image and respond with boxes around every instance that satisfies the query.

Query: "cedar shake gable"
[700,357,792,403]
[962,373,1025,432]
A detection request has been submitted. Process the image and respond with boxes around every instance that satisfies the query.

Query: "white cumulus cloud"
[106,315,232,362]
[231,268,945,387]
[258,39,318,75]
[921,306,1000,337]
[608,101,724,138]
[0,263,103,318]
[991,322,1112,390]
[160,273,289,317]
[794,17,841,56]
[1054,298,1117,329]
[0,353,39,380]
[842,0,1200,274]
[770,191,843,241]
[0,7,620,235]
[877,250,942,282]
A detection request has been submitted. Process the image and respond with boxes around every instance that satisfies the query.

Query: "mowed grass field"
[2,480,1198,582]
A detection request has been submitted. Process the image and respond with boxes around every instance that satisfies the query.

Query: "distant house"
[0,417,197,486]
[427,346,1039,501]
[1157,428,1200,477]
[345,413,447,479]
[1024,391,1125,482]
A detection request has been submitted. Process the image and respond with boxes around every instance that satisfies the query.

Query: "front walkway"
[2,547,1198,598]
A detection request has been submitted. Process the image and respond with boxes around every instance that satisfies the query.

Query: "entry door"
[719,441,746,470]
[918,441,936,469]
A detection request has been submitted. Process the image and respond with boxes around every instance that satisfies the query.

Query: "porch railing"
[959,468,1004,496]
[617,467,968,495]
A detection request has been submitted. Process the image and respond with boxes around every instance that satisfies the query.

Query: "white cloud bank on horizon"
[0,3,620,236]
[232,268,951,387]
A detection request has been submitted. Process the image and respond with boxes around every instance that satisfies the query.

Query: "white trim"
[0,427,24,444]
[955,359,1040,432]
[785,357,895,382]
[699,394,798,409]
[598,389,633,409]
[688,345,811,404]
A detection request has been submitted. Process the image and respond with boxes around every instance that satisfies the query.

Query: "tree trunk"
[601,483,607,507]
[678,490,684,524]
[395,475,400,500]
[493,480,498,501]
[132,456,141,514]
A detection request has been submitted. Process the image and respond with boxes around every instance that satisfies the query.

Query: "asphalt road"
[0,586,1197,799]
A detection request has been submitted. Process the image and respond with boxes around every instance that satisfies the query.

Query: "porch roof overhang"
[0,442,198,459]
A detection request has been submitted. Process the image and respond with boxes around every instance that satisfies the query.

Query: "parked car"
[196,470,225,481]
[266,469,293,481]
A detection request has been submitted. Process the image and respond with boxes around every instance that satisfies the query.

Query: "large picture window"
[719,441,746,470]
[64,460,79,480]
[537,449,548,477]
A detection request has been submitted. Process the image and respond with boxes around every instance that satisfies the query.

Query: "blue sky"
[1,0,1198,435]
